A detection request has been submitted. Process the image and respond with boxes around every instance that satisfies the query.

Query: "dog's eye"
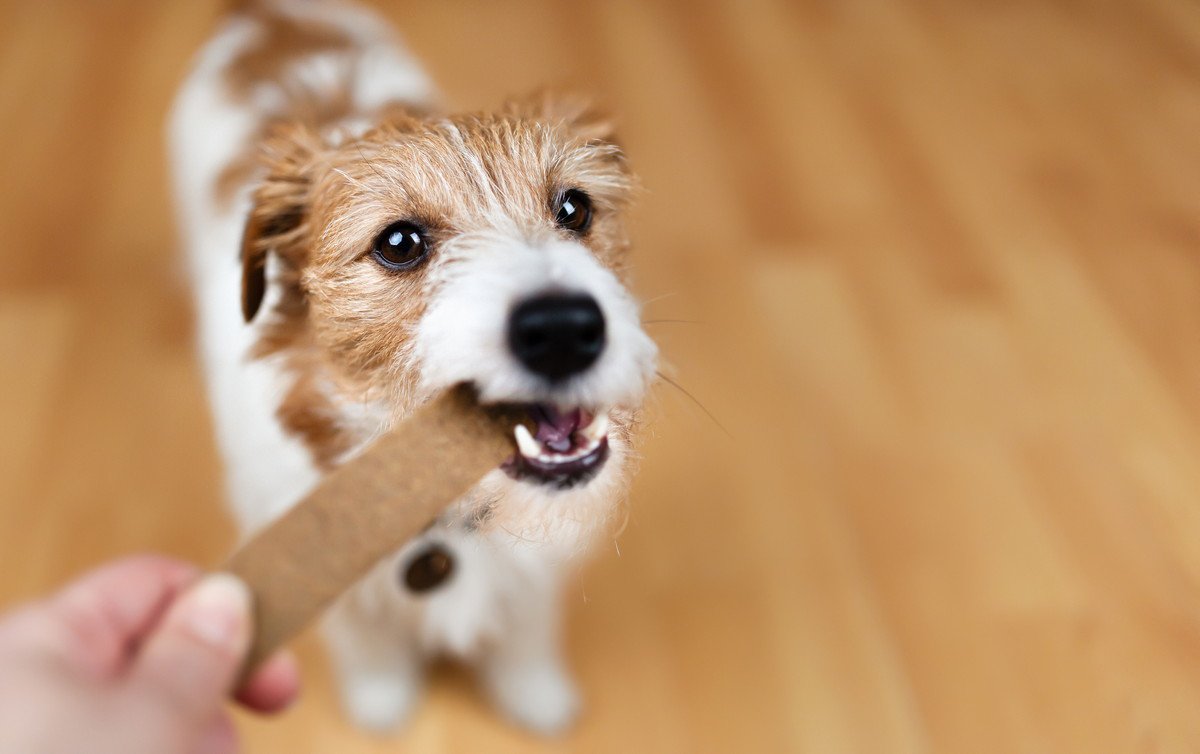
[554,189,593,234]
[371,221,428,270]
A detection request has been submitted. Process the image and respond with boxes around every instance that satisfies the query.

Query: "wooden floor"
[2,0,1200,751]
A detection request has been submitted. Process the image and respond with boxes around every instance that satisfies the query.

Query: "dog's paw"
[339,672,421,733]
[483,663,582,735]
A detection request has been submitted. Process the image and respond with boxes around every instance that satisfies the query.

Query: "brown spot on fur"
[216,28,361,212]
[213,6,369,211]
[225,8,355,101]
[275,342,358,468]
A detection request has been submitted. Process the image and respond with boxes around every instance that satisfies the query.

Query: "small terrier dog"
[169,0,656,735]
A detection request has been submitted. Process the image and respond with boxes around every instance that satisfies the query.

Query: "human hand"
[0,555,300,754]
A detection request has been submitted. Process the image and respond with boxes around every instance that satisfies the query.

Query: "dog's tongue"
[531,405,588,452]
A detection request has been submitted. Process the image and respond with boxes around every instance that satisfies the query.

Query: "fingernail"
[179,573,251,649]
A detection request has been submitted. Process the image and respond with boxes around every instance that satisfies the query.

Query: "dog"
[169,0,656,734]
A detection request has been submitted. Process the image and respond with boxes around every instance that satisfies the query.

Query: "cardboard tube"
[224,385,523,672]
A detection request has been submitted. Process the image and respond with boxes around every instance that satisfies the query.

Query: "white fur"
[169,0,651,735]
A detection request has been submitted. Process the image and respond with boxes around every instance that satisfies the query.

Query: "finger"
[234,649,302,714]
[193,713,240,754]
[42,555,199,676]
[130,573,252,720]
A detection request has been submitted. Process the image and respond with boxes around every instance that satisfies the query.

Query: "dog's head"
[239,94,656,512]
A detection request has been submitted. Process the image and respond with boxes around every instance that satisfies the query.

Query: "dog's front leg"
[321,591,423,733]
[477,577,580,735]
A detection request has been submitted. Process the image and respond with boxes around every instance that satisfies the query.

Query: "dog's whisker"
[355,142,391,188]
[655,370,731,438]
[640,291,679,308]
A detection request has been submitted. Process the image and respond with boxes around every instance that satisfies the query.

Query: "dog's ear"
[240,124,324,322]
[504,89,619,145]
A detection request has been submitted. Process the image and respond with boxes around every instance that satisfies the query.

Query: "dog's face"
[240,96,656,505]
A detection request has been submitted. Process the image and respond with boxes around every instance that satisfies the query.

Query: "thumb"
[130,573,253,720]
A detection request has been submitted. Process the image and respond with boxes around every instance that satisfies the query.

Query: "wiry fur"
[169,0,655,734]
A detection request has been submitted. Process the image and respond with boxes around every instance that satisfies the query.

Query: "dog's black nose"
[509,293,606,381]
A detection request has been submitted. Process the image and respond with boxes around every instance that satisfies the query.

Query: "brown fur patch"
[275,335,359,468]
[225,7,354,101]
[213,4,361,212]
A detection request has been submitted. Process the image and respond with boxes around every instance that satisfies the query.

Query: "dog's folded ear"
[240,124,324,322]
[503,89,619,145]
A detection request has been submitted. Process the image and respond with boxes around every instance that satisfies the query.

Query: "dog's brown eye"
[372,221,428,270]
[554,189,593,234]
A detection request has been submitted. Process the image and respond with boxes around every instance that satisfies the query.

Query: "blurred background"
[2,0,1200,751]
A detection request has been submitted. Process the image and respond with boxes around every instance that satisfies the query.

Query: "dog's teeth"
[584,413,610,442]
[514,424,541,458]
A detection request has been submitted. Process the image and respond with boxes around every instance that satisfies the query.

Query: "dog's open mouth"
[502,404,610,489]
